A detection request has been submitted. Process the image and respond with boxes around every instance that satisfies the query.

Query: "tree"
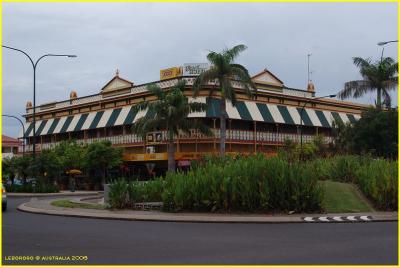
[10,155,33,185]
[53,141,86,174]
[2,157,16,184]
[332,108,398,158]
[31,149,62,184]
[338,57,398,109]
[84,140,123,185]
[132,80,212,172]
[192,44,255,155]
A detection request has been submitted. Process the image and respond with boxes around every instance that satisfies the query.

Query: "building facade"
[19,66,368,174]
[2,135,22,159]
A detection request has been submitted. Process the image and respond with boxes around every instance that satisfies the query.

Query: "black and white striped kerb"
[302,216,373,222]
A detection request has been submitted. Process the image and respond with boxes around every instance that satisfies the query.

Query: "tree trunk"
[377,88,382,109]
[220,97,227,155]
[167,131,175,172]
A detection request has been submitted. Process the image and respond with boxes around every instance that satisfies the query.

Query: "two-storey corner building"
[19,65,369,175]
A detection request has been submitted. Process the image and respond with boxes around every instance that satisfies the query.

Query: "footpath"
[8,191,102,197]
[16,196,397,224]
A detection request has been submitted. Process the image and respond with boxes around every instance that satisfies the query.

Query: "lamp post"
[2,45,76,159]
[299,94,336,157]
[2,114,25,156]
[377,40,398,61]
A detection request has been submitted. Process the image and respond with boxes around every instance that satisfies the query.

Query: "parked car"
[2,184,7,211]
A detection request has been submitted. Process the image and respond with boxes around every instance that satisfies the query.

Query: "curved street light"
[2,45,77,159]
[377,40,398,61]
[2,114,25,156]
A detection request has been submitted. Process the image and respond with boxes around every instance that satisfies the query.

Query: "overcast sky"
[3,2,398,137]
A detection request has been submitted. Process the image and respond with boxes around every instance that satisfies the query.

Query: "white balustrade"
[19,130,333,153]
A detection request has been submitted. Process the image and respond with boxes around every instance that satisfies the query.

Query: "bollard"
[103,184,110,204]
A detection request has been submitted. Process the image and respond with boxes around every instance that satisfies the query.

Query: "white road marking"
[318,217,330,222]
[360,216,371,221]
[303,217,314,222]
[347,216,357,221]
[332,216,343,221]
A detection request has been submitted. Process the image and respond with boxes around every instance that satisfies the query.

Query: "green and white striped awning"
[204,98,360,127]
[19,97,360,138]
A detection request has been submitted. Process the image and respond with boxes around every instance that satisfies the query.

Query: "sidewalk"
[8,191,103,197]
[17,197,398,224]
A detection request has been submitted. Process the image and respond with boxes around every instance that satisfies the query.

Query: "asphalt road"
[2,197,398,265]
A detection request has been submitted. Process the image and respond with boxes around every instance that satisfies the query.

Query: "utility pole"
[307,53,312,84]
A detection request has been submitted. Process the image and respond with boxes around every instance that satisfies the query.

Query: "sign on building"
[160,67,182,80]
[183,63,210,76]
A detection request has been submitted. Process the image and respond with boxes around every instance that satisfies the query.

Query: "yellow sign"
[160,67,182,80]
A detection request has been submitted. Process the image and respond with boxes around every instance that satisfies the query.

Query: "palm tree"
[132,80,212,172]
[192,44,255,155]
[338,57,398,109]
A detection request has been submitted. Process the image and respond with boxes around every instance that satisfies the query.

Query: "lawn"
[51,200,105,210]
[321,180,373,213]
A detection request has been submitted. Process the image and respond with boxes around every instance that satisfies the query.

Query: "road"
[2,197,398,265]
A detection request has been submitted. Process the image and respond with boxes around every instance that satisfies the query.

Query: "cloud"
[2,2,398,137]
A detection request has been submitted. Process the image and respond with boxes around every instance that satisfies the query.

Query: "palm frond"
[381,57,395,66]
[353,57,371,69]
[178,118,213,137]
[192,67,219,96]
[131,117,165,138]
[146,83,164,99]
[132,101,149,113]
[222,78,237,105]
[382,77,398,91]
[174,79,187,92]
[206,51,220,66]
[338,80,372,99]
[230,64,256,97]
[188,101,208,113]
[223,44,247,63]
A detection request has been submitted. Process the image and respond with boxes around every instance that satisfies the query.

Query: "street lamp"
[2,114,25,156]
[2,45,77,159]
[377,40,398,61]
[299,94,336,157]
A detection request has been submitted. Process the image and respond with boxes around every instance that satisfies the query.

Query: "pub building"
[19,64,368,176]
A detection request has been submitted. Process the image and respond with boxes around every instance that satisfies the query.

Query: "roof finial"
[116,69,119,77]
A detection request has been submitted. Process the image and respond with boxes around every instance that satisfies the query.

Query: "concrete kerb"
[16,197,398,224]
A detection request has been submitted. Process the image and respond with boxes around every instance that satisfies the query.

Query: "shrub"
[33,182,59,193]
[327,155,361,183]
[162,155,323,213]
[108,179,129,209]
[356,159,398,210]
[308,155,398,211]
[5,184,34,193]
[128,179,164,204]
[5,182,59,193]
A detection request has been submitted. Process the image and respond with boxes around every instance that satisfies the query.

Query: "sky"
[2,2,398,137]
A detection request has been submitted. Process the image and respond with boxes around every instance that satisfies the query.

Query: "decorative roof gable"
[251,68,284,87]
[101,70,134,94]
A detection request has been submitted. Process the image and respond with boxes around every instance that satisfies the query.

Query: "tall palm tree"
[192,44,255,155]
[132,80,212,172]
[338,57,398,109]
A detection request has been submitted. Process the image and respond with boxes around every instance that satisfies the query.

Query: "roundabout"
[3,195,397,265]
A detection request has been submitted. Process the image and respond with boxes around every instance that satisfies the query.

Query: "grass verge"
[321,180,373,213]
[51,200,105,210]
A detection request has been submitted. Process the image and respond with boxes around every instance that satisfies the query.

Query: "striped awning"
[205,98,360,127]
[19,97,361,138]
